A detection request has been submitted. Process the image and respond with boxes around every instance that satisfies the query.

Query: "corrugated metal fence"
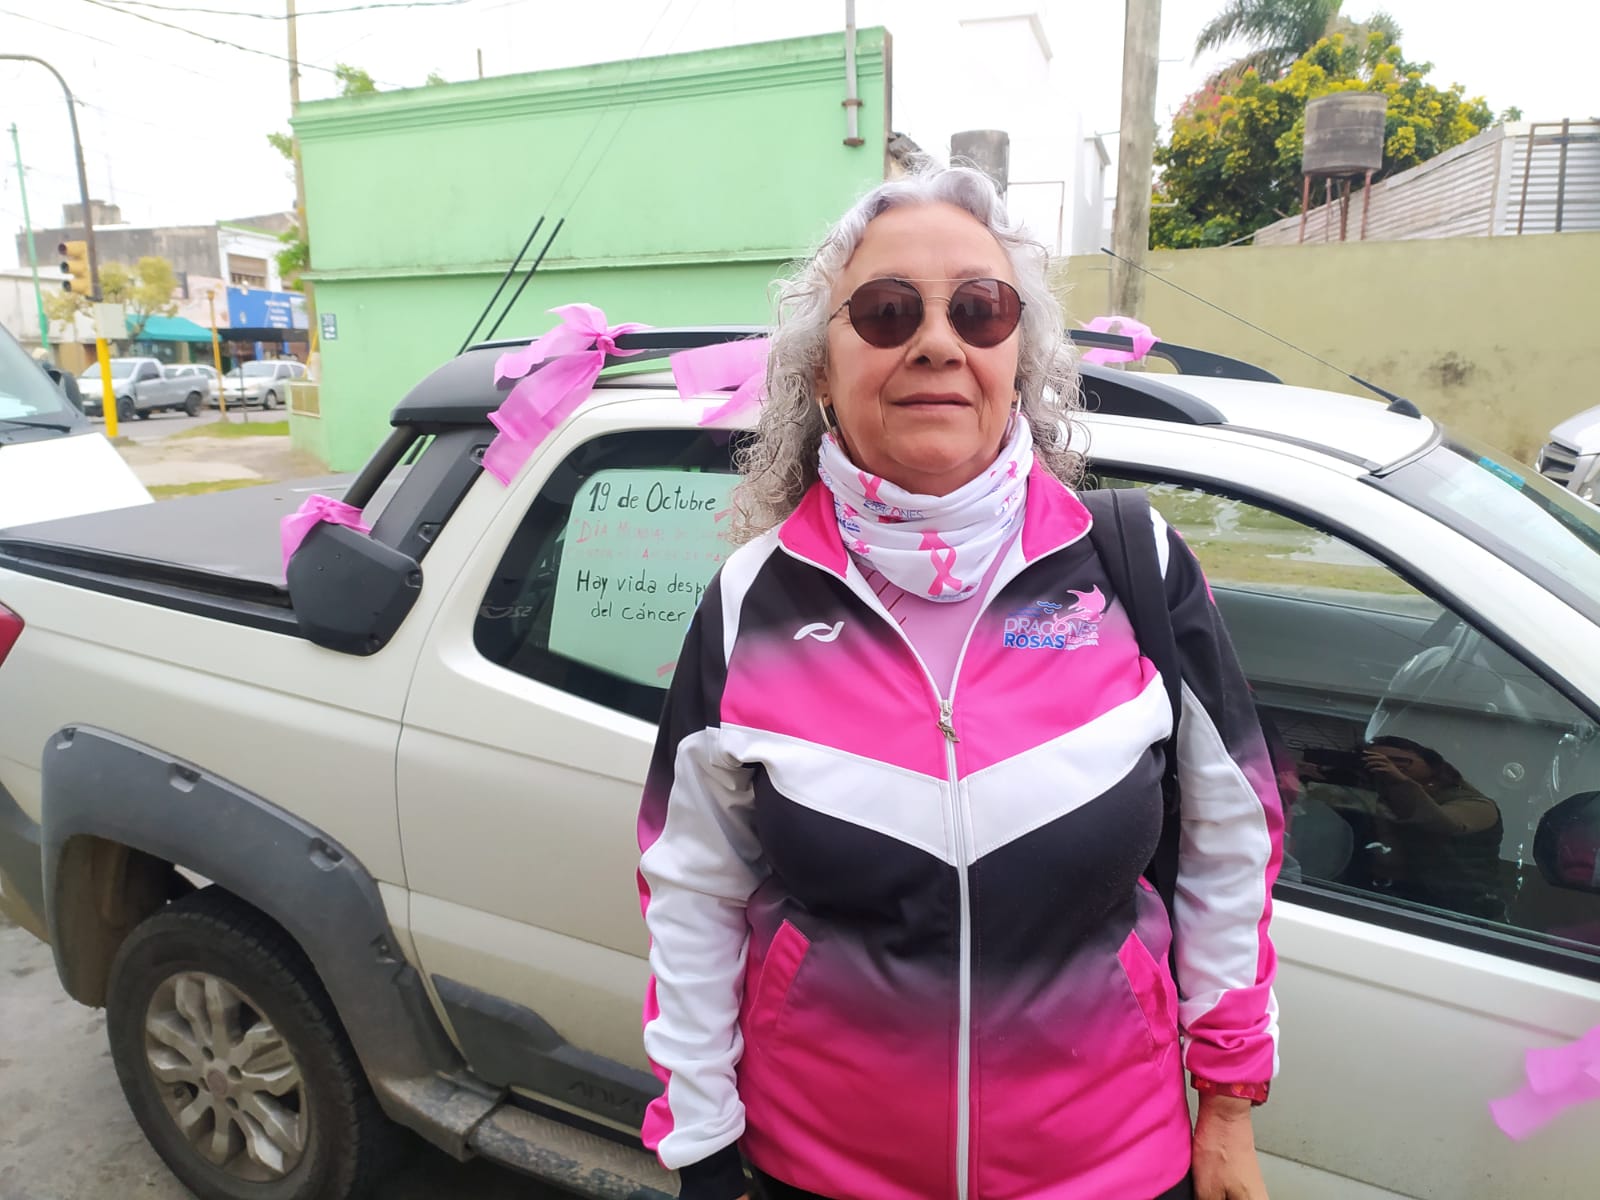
[1252,119,1600,244]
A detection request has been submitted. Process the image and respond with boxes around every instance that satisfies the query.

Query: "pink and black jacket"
[637,467,1283,1200]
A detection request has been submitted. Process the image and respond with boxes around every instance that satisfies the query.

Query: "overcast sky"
[2,0,1594,270]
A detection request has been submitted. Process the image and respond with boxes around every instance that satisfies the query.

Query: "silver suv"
[1538,405,1600,503]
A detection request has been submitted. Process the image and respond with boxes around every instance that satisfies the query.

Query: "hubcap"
[143,971,308,1180]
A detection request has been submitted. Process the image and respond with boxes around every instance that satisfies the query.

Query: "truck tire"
[106,888,400,1200]
[118,396,136,422]
[263,389,280,411]
[184,392,202,417]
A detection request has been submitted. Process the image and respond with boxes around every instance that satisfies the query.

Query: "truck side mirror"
[1533,791,1600,893]
[286,523,422,656]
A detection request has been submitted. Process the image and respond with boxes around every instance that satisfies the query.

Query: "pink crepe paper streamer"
[1080,315,1159,365]
[484,304,649,485]
[1490,1025,1600,1140]
[280,494,371,572]
[670,337,770,424]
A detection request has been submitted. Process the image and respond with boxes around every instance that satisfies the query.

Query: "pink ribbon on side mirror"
[671,337,769,425]
[280,494,371,572]
[1080,315,1158,365]
[1490,1024,1600,1139]
[483,303,648,485]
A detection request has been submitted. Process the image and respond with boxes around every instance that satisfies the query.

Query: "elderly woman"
[636,166,1282,1200]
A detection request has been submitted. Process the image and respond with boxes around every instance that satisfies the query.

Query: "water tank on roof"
[1303,93,1387,175]
[951,130,1010,195]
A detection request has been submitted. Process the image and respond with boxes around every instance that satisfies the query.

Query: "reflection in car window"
[0,329,75,422]
[473,429,737,723]
[1104,477,1600,958]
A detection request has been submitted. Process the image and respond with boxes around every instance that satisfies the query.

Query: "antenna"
[484,217,565,342]
[458,217,544,354]
[1098,246,1423,416]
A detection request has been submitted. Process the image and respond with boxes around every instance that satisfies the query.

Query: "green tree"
[1195,0,1402,82]
[43,255,179,340]
[1151,33,1496,249]
[267,63,380,290]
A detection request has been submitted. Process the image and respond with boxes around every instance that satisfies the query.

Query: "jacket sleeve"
[1154,511,1285,1085]
[637,575,763,1200]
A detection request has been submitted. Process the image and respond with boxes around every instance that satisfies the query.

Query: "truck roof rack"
[390,326,1268,431]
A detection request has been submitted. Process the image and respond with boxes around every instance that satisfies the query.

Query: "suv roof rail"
[391,325,1266,430]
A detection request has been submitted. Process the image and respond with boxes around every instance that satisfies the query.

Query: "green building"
[293,29,890,470]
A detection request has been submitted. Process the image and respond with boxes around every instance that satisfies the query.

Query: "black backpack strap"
[1082,489,1183,950]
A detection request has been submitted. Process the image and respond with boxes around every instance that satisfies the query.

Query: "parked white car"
[220,359,305,410]
[0,330,1595,1200]
[1538,404,1600,503]
[163,363,221,406]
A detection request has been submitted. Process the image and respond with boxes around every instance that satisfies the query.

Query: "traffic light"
[58,240,92,296]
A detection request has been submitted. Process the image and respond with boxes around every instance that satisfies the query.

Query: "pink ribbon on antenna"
[670,336,770,425]
[280,493,371,572]
[1489,1025,1600,1140]
[1080,315,1158,365]
[483,304,649,485]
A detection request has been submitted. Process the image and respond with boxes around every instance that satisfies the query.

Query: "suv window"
[1103,477,1600,960]
[474,429,738,723]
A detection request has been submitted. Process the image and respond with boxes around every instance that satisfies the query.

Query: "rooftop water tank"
[1303,93,1387,175]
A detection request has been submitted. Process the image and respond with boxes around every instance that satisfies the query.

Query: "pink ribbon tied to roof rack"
[1080,315,1159,365]
[280,494,371,573]
[670,336,770,425]
[483,304,649,485]
[1489,1024,1600,1140]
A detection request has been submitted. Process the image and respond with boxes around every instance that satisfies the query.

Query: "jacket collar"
[776,462,1092,579]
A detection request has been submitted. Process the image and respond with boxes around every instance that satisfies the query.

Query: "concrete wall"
[1061,232,1600,461]
[295,30,890,471]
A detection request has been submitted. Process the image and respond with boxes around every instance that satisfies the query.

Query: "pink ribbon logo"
[921,531,965,597]
[280,493,371,573]
[1490,1024,1600,1139]
[858,473,885,505]
[670,337,769,425]
[484,303,649,485]
[1080,315,1158,365]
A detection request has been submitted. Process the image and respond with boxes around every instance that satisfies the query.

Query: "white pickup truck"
[0,329,1597,1200]
[79,355,209,421]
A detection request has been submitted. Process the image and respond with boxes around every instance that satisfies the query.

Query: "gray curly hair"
[730,164,1084,543]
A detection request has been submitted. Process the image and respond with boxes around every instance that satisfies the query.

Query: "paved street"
[88,409,278,444]
[0,917,572,1200]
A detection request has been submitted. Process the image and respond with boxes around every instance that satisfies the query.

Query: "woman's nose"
[908,303,966,366]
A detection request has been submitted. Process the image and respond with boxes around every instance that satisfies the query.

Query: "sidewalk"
[113,431,326,491]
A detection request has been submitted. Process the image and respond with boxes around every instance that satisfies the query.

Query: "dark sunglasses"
[834,277,1025,349]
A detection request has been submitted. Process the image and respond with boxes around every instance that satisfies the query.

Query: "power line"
[97,0,471,18]
[72,0,404,87]
[0,6,244,86]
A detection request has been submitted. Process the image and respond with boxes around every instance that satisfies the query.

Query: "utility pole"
[287,0,318,376]
[1110,0,1162,320]
[9,124,50,353]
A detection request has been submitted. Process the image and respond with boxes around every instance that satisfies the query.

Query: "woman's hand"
[1192,1094,1269,1200]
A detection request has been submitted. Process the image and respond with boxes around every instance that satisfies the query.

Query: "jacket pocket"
[747,919,810,1046]
[1117,929,1178,1051]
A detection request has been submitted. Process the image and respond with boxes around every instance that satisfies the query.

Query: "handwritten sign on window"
[548,468,739,688]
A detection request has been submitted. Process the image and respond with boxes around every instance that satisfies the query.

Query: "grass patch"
[148,478,263,500]
[172,419,289,439]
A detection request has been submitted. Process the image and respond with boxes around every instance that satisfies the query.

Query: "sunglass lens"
[847,279,923,348]
[948,279,1022,347]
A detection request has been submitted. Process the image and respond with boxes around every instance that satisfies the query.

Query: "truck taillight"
[0,603,22,666]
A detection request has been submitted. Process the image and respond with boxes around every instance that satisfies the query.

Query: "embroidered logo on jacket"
[1002,588,1106,651]
[794,621,845,643]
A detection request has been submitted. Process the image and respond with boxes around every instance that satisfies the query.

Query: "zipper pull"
[938,699,960,743]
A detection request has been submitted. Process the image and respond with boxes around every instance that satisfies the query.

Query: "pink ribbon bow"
[1080,315,1158,365]
[670,337,770,425]
[280,493,371,572]
[1490,1025,1600,1139]
[484,304,649,485]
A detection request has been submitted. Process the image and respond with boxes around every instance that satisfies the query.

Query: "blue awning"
[129,314,215,342]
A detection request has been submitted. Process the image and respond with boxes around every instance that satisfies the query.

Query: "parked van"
[0,327,151,527]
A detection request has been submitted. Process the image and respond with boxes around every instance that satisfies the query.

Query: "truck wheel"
[118,396,136,422]
[106,888,399,1200]
[184,393,202,417]
[263,389,280,411]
